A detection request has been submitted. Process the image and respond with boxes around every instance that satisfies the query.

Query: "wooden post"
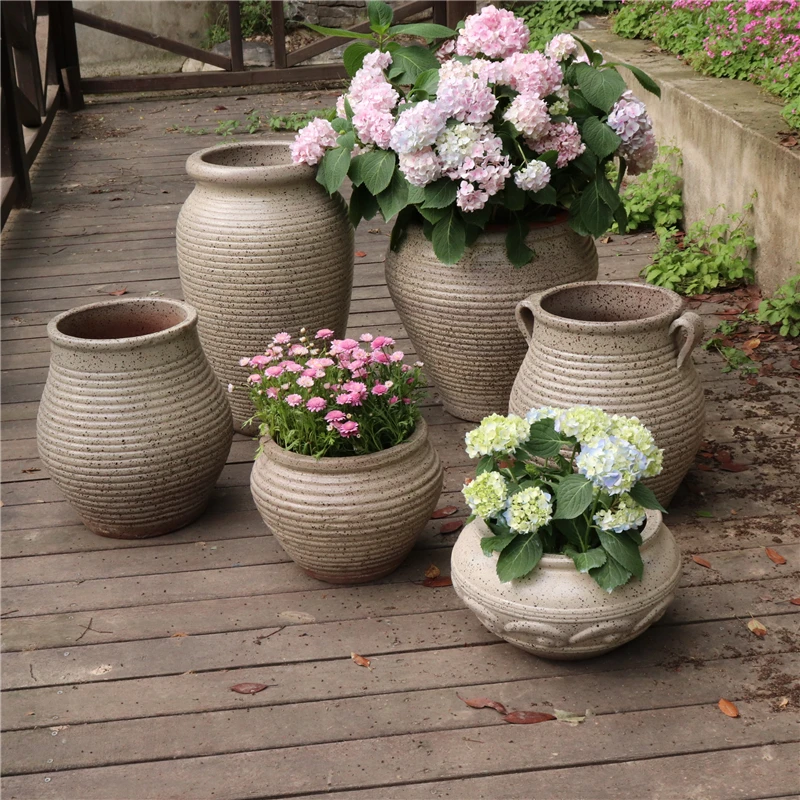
[51,0,83,110]
[227,1,244,72]
[270,1,287,69]
[444,0,476,28]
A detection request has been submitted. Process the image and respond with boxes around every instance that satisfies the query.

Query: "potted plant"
[291,2,661,420]
[245,328,443,584]
[450,406,681,659]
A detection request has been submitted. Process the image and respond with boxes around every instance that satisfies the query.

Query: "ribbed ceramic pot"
[384,217,598,422]
[37,299,233,539]
[177,141,354,432]
[250,420,443,583]
[509,281,706,505]
[451,513,681,660]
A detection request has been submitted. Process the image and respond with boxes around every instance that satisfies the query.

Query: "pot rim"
[47,298,197,352]
[186,140,313,186]
[258,418,429,473]
[530,280,685,334]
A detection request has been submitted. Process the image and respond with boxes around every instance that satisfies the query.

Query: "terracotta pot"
[37,299,233,539]
[177,141,354,432]
[384,218,598,422]
[250,420,443,584]
[509,281,705,505]
[451,512,681,660]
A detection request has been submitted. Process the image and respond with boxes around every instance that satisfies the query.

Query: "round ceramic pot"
[451,512,681,660]
[509,281,706,506]
[250,420,443,583]
[177,141,354,432]
[37,298,233,539]
[384,218,598,422]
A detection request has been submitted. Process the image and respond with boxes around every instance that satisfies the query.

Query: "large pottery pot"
[510,281,705,505]
[451,513,681,660]
[384,217,598,422]
[250,420,443,583]
[37,299,233,539]
[177,141,353,431]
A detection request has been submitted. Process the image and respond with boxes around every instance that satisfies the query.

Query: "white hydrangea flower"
[462,471,509,518]
[554,405,612,444]
[514,160,551,192]
[593,493,647,533]
[435,122,486,172]
[525,406,560,424]
[503,485,553,533]
[575,435,649,495]
[608,414,664,478]
[465,413,531,459]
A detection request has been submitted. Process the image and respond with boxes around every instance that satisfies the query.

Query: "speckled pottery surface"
[384,218,598,422]
[176,141,354,432]
[509,281,706,506]
[451,512,681,660]
[250,420,443,584]
[37,298,234,539]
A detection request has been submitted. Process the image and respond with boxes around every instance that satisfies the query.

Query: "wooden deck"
[1,89,799,800]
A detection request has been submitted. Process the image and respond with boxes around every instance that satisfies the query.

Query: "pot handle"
[515,294,540,345]
[669,311,704,369]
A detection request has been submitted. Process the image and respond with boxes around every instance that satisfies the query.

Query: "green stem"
[615,157,628,194]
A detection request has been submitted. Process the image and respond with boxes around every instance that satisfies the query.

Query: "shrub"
[506,1,619,50]
[756,275,800,337]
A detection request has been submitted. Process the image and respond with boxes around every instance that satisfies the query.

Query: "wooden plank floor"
[2,89,799,800]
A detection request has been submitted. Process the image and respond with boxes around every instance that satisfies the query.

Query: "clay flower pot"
[509,281,705,505]
[37,298,233,539]
[384,216,598,422]
[451,512,681,660]
[250,420,443,583]
[177,141,354,432]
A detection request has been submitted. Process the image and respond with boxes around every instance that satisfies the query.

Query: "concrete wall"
[581,23,800,294]
[75,1,217,76]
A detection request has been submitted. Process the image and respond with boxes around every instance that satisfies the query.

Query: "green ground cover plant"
[506,1,620,50]
[204,0,272,49]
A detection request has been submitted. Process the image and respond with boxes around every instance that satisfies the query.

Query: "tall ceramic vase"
[177,141,354,431]
[384,216,598,422]
[37,298,233,538]
[509,281,706,505]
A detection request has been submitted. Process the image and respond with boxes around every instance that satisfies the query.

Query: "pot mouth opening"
[52,299,193,343]
[540,282,682,325]
[199,142,293,169]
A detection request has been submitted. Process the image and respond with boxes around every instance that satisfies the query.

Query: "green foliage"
[266,108,336,132]
[609,145,683,233]
[507,1,619,50]
[781,97,800,130]
[215,119,239,136]
[203,0,272,49]
[644,202,756,295]
[756,275,800,338]
[702,335,759,375]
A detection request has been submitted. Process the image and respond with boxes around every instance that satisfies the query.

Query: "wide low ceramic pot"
[177,141,354,432]
[250,420,443,583]
[509,281,706,506]
[451,513,681,660]
[37,299,233,538]
[384,217,598,422]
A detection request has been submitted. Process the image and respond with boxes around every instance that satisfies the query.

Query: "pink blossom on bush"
[296,375,315,388]
[371,336,395,349]
[502,52,563,97]
[456,181,489,212]
[285,393,303,407]
[290,118,337,166]
[470,58,508,85]
[315,328,334,340]
[455,5,530,59]
[399,147,442,187]
[306,397,327,412]
[267,387,279,399]
[436,71,497,124]
[334,420,360,437]
[325,409,347,423]
[248,373,262,384]
[249,354,271,366]
[545,33,580,62]
[388,395,399,405]
[389,100,447,154]
[372,383,389,395]
[514,160,552,192]
[607,90,657,174]
[532,121,586,167]
[436,38,456,63]
[504,94,550,140]
[265,365,284,378]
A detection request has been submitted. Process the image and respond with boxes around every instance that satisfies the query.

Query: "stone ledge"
[579,19,800,294]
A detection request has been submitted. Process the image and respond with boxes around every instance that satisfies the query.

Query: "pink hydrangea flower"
[456,181,489,212]
[436,38,456,63]
[389,100,447,155]
[334,420,360,438]
[504,94,550,140]
[607,90,657,175]
[315,328,334,340]
[545,33,579,62]
[399,147,442,187]
[455,5,530,59]
[532,121,586,167]
[436,72,497,125]
[502,52,563,97]
[514,160,551,192]
[353,102,396,149]
[470,58,508,85]
[290,118,337,166]
[325,410,347,423]
[306,397,327,412]
[285,393,303,407]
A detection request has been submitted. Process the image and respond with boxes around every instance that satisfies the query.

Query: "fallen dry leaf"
[765,547,787,565]
[790,597,800,606]
[170,632,188,638]
[747,619,767,637]
[718,461,748,472]
[715,449,732,464]
[21,468,40,474]
[456,693,507,715]
[599,235,612,243]
[503,710,556,724]
[351,652,371,669]
[108,287,128,296]
[423,575,453,588]
[440,519,464,535]
[777,696,790,708]
[692,555,712,569]
[432,505,458,519]
[718,698,739,718]
[791,359,800,371]
[424,564,441,579]
[354,250,367,257]
[213,105,227,111]
[741,338,761,352]
[230,682,267,694]
[553,708,586,726]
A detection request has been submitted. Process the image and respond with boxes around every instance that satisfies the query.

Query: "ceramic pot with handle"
[509,281,705,505]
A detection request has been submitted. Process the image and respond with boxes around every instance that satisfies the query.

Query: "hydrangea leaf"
[423,178,458,209]
[496,533,543,582]
[581,116,621,160]
[431,207,466,264]
[578,176,615,237]
[343,41,375,77]
[506,214,535,268]
[518,418,562,458]
[367,0,394,31]
[629,481,667,512]
[388,23,456,40]
[316,146,351,195]
[357,149,396,195]
[597,529,644,580]
[565,545,607,573]
[575,63,627,113]
[481,533,517,556]
[589,554,633,592]
[553,473,594,519]
[387,45,440,85]
[303,23,374,40]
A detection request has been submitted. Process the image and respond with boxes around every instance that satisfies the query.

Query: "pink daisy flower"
[285,393,303,407]
[306,397,327,412]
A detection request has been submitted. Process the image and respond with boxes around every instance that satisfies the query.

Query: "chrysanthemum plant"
[462,406,667,592]
[293,2,661,265]
[241,329,425,458]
